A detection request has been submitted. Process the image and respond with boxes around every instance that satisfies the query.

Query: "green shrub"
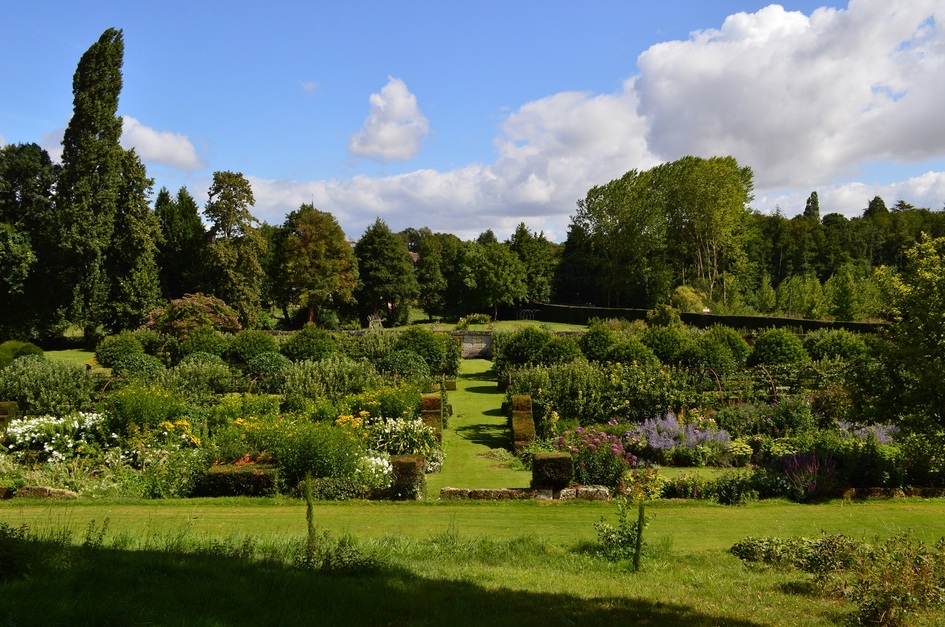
[0,341,43,369]
[131,328,179,366]
[531,452,573,489]
[112,353,166,381]
[245,351,292,393]
[103,384,193,435]
[226,330,279,370]
[162,358,236,401]
[306,476,368,501]
[138,448,209,498]
[606,337,658,367]
[803,328,868,361]
[377,350,430,379]
[339,332,398,363]
[640,324,696,366]
[769,397,816,435]
[537,334,583,366]
[248,417,364,491]
[283,355,382,410]
[714,403,769,438]
[711,470,759,505]
[192,463,279,497]
[579,324,617,363]
[684,326,750,370]
[280,324,337,362]
[703,325,751,365]
[95,332,145,368]
[179,327,231,358]
[748,328,808,366]
[341,383,423,422]
[385,455,426,500]
[394,327,460,376]
[660,471,714,499]
[0,356,94,416]
[144,293,241,339]
[493,326,554,380]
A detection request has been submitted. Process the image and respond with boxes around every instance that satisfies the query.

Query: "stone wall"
[450,331,493,359]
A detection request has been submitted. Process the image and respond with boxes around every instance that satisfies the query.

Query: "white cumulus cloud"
[635,1,945,189]
[120,116,205,170]
[348,77,430,162]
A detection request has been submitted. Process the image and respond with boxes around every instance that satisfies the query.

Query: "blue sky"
[2,1,944,241]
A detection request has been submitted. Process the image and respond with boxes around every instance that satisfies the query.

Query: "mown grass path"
[426,359,531,494]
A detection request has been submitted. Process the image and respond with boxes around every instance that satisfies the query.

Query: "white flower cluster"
[4,412,104,462]
[369,417,437,456]
[355,452,393,490]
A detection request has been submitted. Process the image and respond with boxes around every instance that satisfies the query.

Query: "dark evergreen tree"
[156,186,205,299]
[414,228,447,320]
[103,149,162,331]
[202,171,266,328]
[507,222,558,304]
[354,218,418,326]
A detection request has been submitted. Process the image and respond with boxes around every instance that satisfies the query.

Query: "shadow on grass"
[455,422,512,450]
[0,539,764,627]
[462,383,501,396]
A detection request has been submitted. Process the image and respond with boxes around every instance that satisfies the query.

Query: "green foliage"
[711,470,759,505]
[748,328,808,366]
[493,326,554,380]
[282,355,382,411]
[640,324,695,365]
[156,186,206,300]
[804,328,868,361]
[594,494,651,567]
[0,341,43,369]
[536,334,582,366]
[130,328,179,366]
[354,218,418,327]
[161,358,235,401]
[280,324,337,362]
[102,384,193,435]
[145,293,241,339]
[578,324,617,363]
[112,353,166,381]
[179,327,230,358]
[55,29,125,340]
[226,330,279,370]
[192,464,278,497]
[95,331,144,368]
[245,351,292,393]
[202,171,266,328]
[530,452,573,489]
[0,356,94,415]
[393,326,460,376]
[377,350,430,379]
[607,337,659,367]
[280,204,358,324]
[338,331,398,363]
[731,531,945,626]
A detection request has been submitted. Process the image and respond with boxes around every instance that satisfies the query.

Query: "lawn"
[2,497,944,626]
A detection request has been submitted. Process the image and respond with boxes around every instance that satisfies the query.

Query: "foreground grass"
[3,497,944,625]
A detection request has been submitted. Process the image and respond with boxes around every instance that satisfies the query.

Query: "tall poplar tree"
[56,28,125,340]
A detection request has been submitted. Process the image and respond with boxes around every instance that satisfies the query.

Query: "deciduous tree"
[282,204,358,324]
[354,218,418,326]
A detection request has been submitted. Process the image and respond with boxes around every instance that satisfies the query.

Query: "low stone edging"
[2,485,79,499]
[439,485,610,501]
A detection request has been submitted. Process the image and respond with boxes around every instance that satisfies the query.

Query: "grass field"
[2,497,944,625]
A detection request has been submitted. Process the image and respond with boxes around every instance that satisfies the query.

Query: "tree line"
[3,28,942,343]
